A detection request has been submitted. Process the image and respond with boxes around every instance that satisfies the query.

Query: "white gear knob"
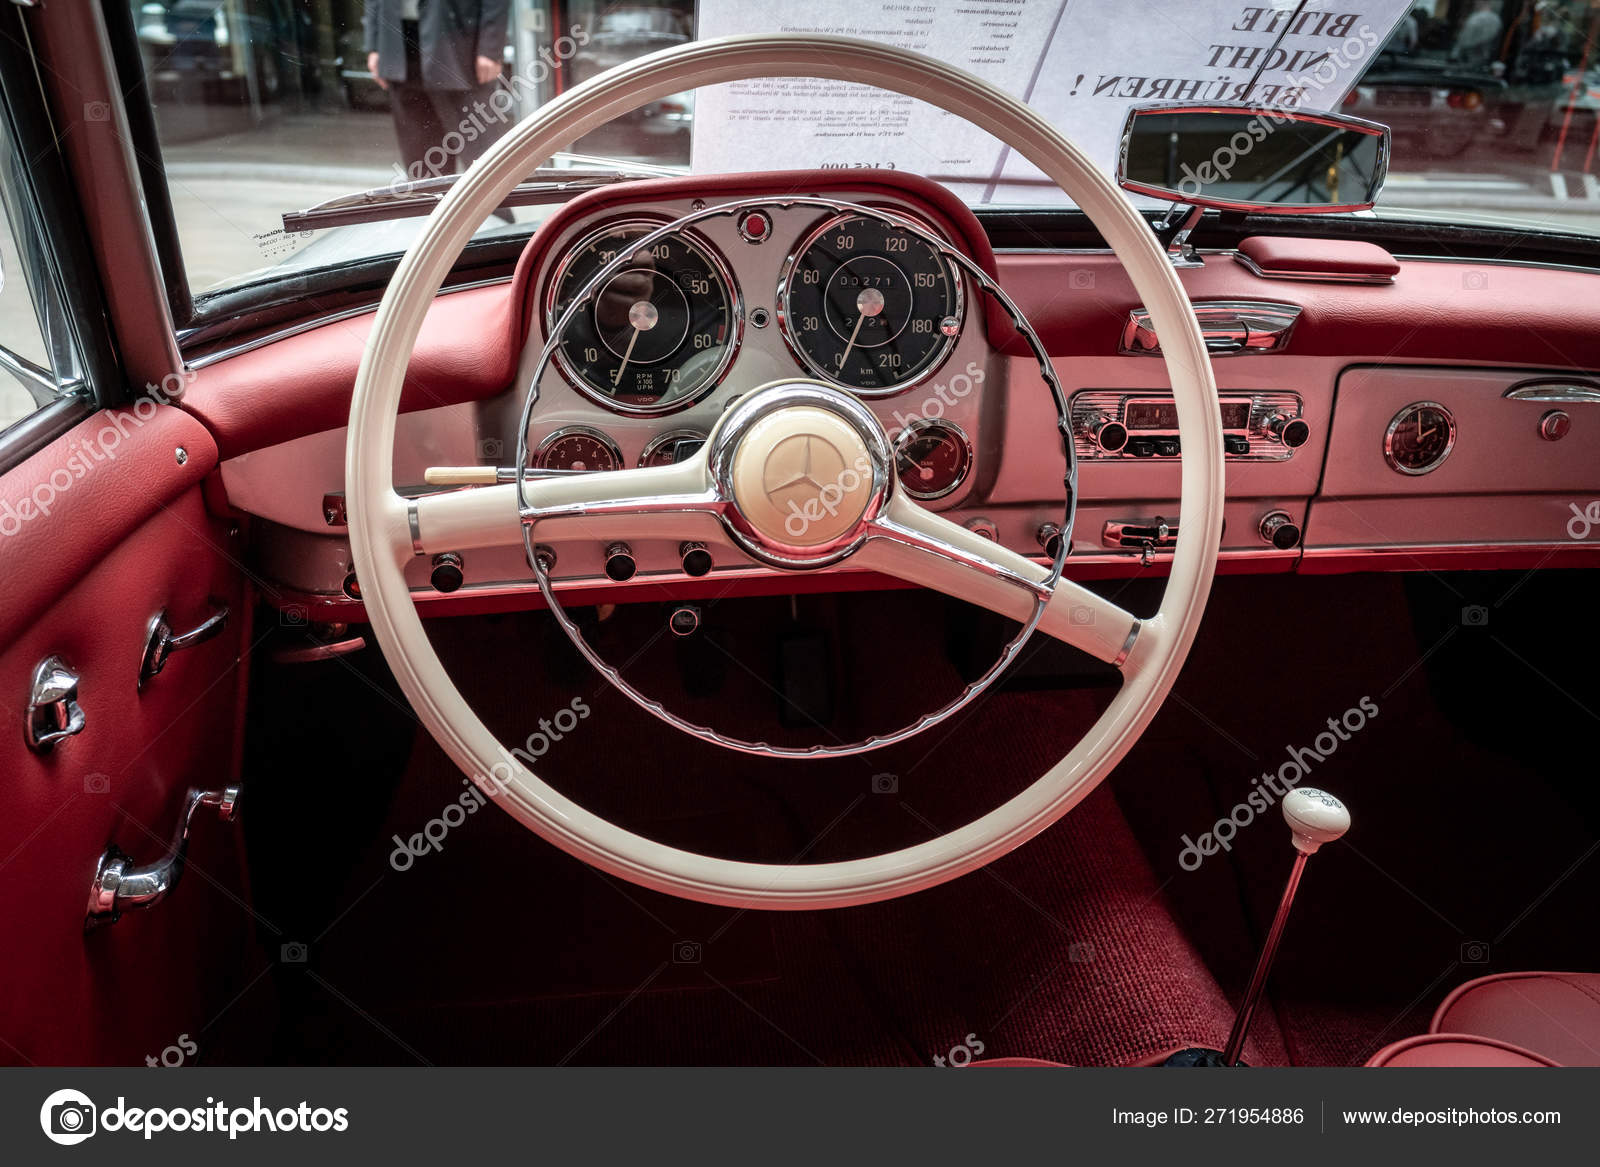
[1282,787,1350,854]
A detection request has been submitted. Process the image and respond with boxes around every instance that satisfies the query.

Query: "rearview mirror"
[1116,104,1389,213]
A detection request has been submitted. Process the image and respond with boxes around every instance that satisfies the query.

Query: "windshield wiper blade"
[281,154,686,233]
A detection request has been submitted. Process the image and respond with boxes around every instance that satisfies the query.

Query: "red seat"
[1367,972,1600,1067]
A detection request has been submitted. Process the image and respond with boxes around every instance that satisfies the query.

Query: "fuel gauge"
[895,419,972,500]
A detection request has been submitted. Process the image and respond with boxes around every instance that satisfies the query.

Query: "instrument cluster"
[532,202,974,496]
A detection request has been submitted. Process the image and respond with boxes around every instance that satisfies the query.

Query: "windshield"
[128,0,1600,312]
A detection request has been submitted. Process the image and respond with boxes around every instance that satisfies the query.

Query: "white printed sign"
[691,0,1412,203]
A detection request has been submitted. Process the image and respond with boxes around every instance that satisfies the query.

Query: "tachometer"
[778,212,963,394]
[546,219,740,414]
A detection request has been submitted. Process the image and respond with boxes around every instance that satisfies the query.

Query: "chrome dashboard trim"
[1503,377,1600,404]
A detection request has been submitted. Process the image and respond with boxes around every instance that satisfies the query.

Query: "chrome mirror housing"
[1116,103,1390,214]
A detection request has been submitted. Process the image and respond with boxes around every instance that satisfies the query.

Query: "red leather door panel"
[0,407,254,1065]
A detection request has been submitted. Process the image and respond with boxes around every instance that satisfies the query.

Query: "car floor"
[215,570,1600,1067]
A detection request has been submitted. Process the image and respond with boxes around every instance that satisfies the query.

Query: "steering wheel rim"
[346,33,1224,909]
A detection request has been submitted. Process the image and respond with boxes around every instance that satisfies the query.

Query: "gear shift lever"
[1166,787,1350,1067]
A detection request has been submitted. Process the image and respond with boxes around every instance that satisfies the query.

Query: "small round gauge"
[895,420,972,500]
[1384,401,1456,475]
[779,212,963,394]
[638,428,707,468]
[546,218,741,414]
[536,426,622,473]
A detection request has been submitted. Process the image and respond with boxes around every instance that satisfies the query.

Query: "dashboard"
[195,169,1600,616]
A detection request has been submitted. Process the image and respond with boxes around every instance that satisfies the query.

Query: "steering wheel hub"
[711,382,892,568]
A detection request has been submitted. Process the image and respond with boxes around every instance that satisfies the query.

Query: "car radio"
[1069,390,1309,461]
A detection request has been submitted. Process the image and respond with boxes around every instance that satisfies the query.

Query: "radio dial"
[1080,412,1129,454]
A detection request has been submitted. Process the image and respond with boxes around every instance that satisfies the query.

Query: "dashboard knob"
[1259,511,1301,550]
[1265,414,1311,449]
[964,517,999,542]
[604,542,637,582]
[1094,419,1129,454]
[430,552,464,593]
[1036,523,1065,560]
[679,541,713,577]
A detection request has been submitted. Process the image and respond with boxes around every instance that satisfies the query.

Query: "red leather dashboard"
[181,189,1600,463]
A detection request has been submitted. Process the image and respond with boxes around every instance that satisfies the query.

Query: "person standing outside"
[364,0,512,182]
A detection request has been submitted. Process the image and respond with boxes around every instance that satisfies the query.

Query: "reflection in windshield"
[129,1,1600,306]
[1351,0,1600,233]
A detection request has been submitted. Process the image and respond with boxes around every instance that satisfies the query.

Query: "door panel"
[0,406,254,1065]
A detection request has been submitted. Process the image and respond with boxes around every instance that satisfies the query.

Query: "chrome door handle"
[85,786,240,930]
[1504,378,1600,404]
[25,655,85,753]
[140,605,229,686]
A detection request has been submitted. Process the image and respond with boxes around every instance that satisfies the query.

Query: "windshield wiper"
[281,154,686,233]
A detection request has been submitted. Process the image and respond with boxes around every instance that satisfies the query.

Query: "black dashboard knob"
[605,542,637,582]
[430,552,464,593]
[679,541,713,577]
[1259,511,1302,550]
[1094,420,1129,454]
[1036,523,1065,560]
[1266,414,1311,449]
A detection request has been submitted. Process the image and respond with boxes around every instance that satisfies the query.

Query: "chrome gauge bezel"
[894,417,973,500]
[1383,400,1457,476]
[637,427,709,468]
[775,210,965,397]
[542,216,744,417]
[534,425,624,473]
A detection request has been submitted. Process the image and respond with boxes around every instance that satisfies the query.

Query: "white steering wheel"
[346,34,1223,909]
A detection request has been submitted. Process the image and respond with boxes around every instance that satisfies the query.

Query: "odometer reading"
[546,219,739,414]
[779,213,962,394]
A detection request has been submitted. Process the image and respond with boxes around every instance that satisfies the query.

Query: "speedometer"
[546,218,741,415]
[778,212,963,394]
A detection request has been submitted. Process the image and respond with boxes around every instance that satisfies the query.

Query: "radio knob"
[1259,511,1302,550]
[1224,435,1251,457]
[1094,419,1129,454]
[1265,414,1311,449]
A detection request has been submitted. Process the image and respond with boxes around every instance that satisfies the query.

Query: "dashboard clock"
[1384,402,1456,475]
